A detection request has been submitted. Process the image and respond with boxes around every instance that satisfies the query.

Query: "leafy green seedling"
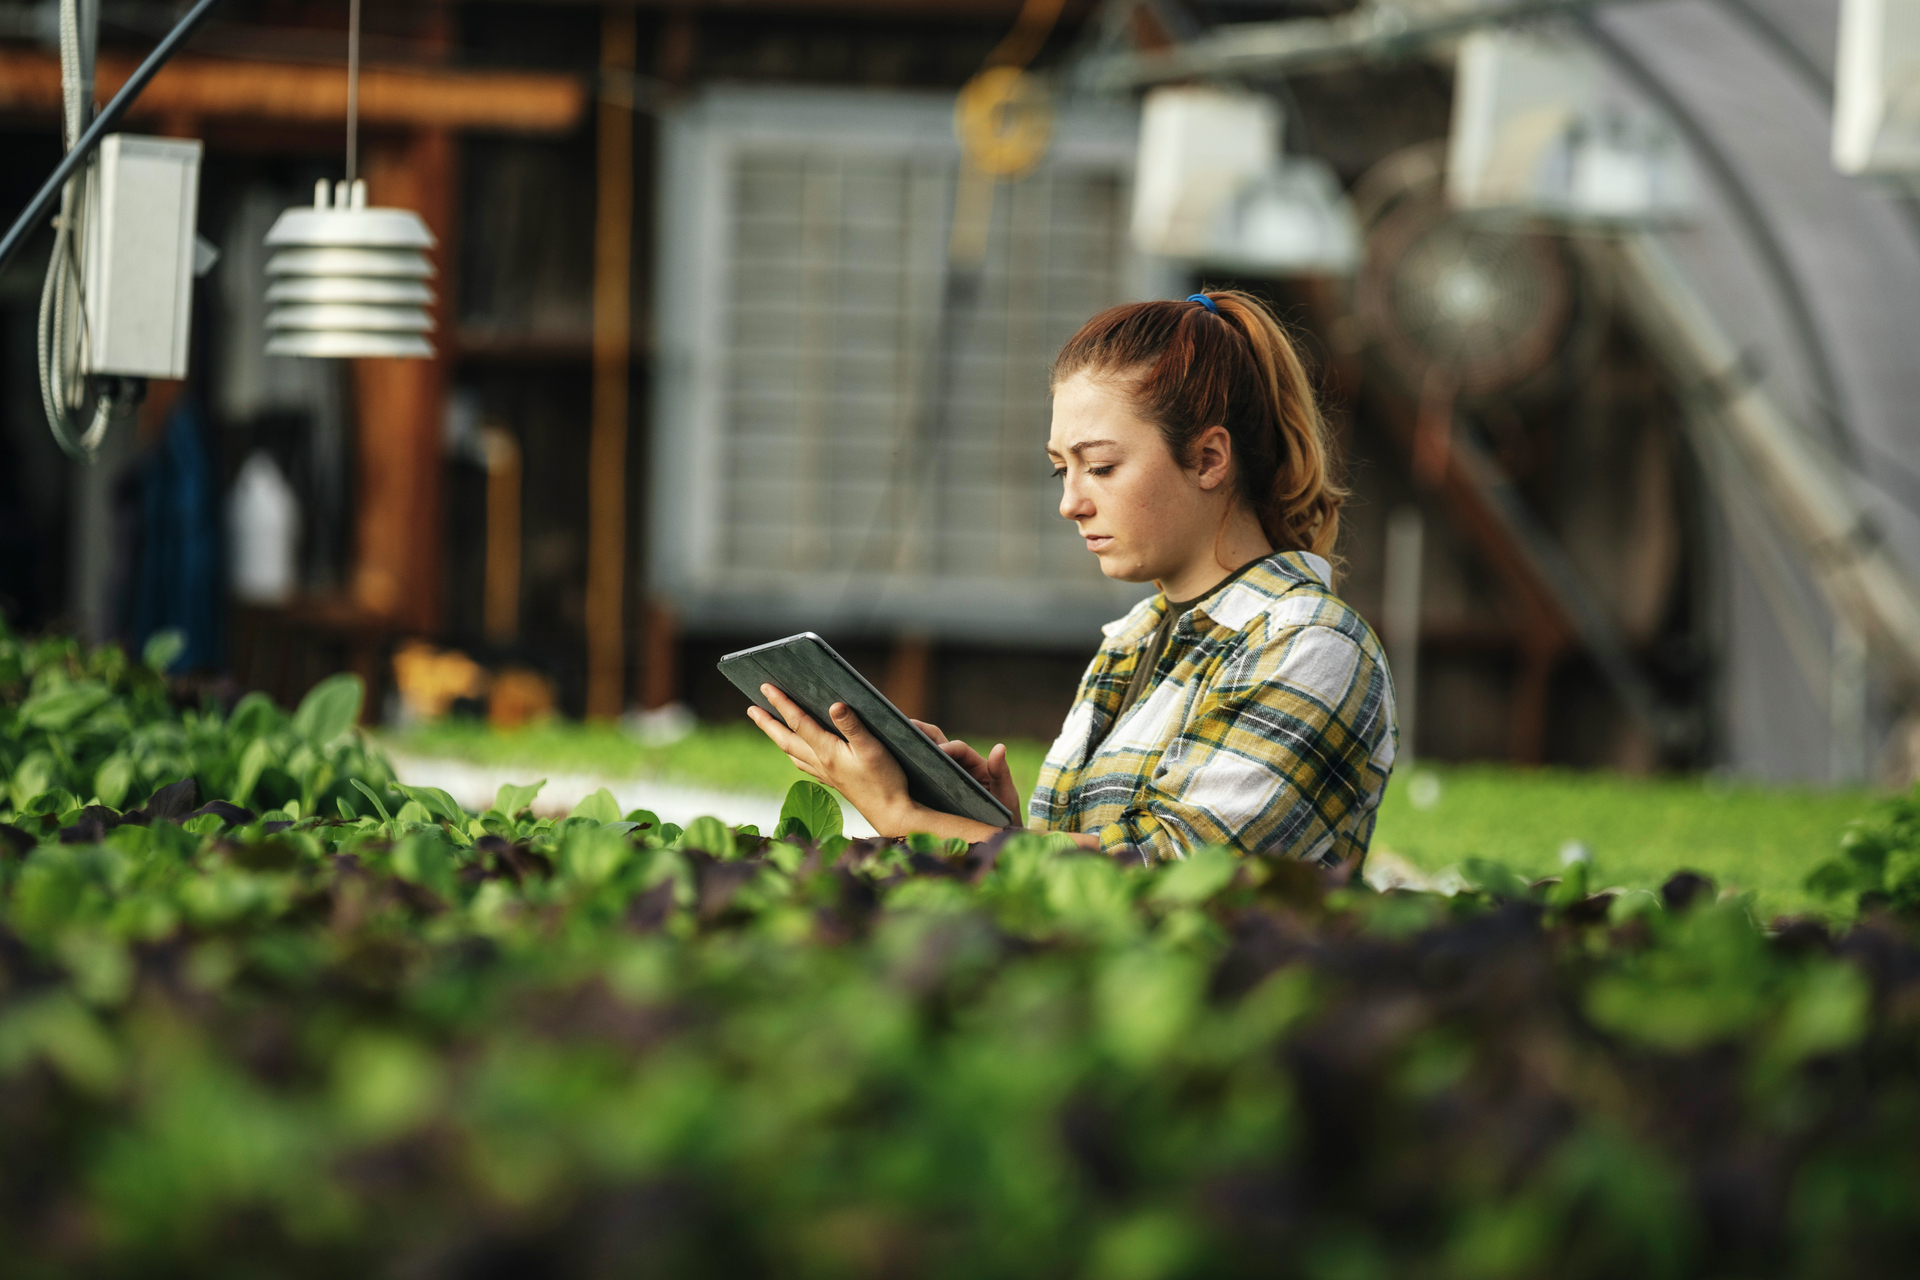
[350,779,393,823]
[777,781,843,843]
[569,788,624,825]
[392,783,464,826]
[681,816,733,857]
[1461,857,1532,902]
[141,629,186,673]
[1150,845,1239,907]
[495,779,546,819]
[292,673,364,745]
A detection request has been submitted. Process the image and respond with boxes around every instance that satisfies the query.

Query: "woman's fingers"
[940,739,993,781]
[748,702,821,771]
[761,686,840,754]
[833,704,910,775]
[829,703,879,755]
[910,718,949,744]
[774,692,850,763]
[761,684,812,733]
[985,742,1020,814]
[746,703,795,750]
[938,739,1019,813]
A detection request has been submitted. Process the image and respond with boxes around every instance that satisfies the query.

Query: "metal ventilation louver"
[263,178,436,358]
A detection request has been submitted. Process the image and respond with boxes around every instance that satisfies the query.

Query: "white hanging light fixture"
[265,178,435,357]
[261,0,436,359]
[1447,30,1692,226]
[1131,87,1360,275]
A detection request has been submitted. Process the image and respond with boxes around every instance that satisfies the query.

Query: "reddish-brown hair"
[1051,290,1343,561]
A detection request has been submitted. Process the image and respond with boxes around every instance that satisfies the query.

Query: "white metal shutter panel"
[654,89,1155,643]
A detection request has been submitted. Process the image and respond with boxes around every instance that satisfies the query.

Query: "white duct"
[1601,232,1920,696]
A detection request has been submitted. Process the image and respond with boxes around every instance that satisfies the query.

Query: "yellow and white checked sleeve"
[1029,551,1398,868]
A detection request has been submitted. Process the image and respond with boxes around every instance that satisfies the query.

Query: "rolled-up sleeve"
[1097,625,1391,865]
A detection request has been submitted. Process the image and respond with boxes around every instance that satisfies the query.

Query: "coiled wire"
[39,0,133,462]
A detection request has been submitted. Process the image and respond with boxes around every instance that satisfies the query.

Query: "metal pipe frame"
[1075,0,1659,91]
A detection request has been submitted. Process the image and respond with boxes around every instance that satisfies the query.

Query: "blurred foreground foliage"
[4,627,1920,1277]
[0,624,393,819]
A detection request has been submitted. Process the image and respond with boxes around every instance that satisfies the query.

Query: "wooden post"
[481,426,522,644]
[633,7,697,713]
[586,5,636,719]
[353,126,454,634]
[884,635,934,722]
[642,598,679,712]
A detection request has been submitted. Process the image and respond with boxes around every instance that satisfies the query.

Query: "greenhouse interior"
[6,0,1920,1274]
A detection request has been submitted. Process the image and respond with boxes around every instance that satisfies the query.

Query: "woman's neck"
[1157,506,1275,602]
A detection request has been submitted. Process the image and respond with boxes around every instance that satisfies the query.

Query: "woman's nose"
[1059,477,1094,520]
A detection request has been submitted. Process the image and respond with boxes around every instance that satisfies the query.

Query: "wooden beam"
[585,6,636,719]
[0,50,584,132]
[351,128,456,634]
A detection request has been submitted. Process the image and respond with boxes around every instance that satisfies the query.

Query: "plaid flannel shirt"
[1028,551,1398,867]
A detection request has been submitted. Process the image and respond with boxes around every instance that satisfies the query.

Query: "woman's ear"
[1190,425,1234,490]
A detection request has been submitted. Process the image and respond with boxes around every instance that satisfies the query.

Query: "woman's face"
[1047,370,1228,588]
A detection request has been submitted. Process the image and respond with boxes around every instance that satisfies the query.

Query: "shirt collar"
[1100,550,1332,646]
[1192,550,1330,632]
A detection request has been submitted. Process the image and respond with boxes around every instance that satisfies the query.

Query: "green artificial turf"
[386,719,1878,918]
[384,718,1054,808]
[1372,764,1876,919]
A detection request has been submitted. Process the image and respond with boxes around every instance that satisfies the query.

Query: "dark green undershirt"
[1106,556,1270,736]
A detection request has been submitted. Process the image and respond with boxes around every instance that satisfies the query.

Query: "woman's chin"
[1094,555,1155,585]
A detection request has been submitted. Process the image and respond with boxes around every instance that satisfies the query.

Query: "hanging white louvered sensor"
[264,178,435,358]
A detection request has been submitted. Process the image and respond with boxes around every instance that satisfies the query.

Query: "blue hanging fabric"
[133,398,224,672]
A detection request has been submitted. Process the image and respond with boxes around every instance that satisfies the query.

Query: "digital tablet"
[717,632,1016,829]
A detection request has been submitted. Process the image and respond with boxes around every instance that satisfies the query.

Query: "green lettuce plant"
[3,627,1919,1278]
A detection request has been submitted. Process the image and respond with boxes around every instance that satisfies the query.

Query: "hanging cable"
[345,0,360,184]
[3,0,226,461]
[37,0,126,462]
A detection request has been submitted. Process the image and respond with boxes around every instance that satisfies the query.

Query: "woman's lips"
[1084,534,1113,552]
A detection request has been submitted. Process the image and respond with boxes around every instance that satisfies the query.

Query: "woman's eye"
[1049,466,1066,479]
[1089,465,1116,477]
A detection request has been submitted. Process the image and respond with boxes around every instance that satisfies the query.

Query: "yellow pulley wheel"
[955,66,1054,180]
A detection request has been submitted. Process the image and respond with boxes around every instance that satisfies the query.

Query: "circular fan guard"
[1353,148,1576,398]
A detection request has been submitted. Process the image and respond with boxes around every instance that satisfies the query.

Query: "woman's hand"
[748,686,917,834]
[910,719,1021,818]
[745,687,1019,846]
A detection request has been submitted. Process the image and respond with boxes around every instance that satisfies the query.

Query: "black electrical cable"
[0,0,225,282]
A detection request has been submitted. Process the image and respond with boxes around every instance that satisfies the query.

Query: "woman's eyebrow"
[1045,438,1120,462]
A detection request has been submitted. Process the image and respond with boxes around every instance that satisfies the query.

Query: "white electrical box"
[1131,86,1358,273]
[1448,31,1691,224]
[1835,0,1920,174]
[81,134,202,379]
[1133,87,1279,257]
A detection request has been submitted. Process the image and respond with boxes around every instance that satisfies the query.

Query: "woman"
[749,290,1397,866]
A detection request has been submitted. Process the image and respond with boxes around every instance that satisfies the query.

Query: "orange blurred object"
[391,640,487,721]
[488,667,556,730]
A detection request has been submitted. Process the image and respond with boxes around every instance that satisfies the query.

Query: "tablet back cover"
[719,634,1015,828]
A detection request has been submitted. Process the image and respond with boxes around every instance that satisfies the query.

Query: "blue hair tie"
[1187,293,1219,315]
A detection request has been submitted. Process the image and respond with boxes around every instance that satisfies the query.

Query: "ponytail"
[1050,289,1344,562]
